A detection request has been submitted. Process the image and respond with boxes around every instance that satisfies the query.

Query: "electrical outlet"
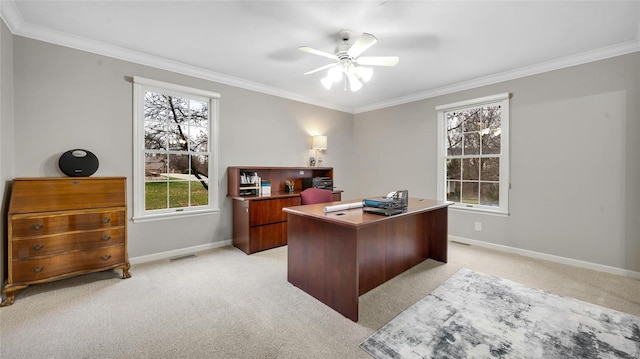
[474,222,482,231]
[299,171,304,175]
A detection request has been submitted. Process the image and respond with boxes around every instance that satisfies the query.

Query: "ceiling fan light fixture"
[356,66,373,82]
[302,30,398,92]
[321,76,333,90]
[348,74,363,92]
[328,66,343,82]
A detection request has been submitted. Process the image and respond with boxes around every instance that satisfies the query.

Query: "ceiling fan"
[299,30,399,91]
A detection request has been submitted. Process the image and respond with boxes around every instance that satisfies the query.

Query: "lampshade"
[312,135,327,150]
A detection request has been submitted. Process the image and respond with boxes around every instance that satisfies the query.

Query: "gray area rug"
[361,268,640,359]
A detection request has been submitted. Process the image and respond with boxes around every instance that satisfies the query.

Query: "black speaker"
[58,149,99,177]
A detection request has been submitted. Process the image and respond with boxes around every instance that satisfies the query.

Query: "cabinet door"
[249,197,300,226]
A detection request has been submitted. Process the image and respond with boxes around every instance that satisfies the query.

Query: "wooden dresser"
[1,177,131,306]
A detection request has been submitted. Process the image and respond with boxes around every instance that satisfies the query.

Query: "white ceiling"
[2,1,640,113]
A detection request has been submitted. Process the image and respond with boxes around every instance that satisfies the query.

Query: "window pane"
[480,158,500,181]
[446,113,462,156]
[168,180,190,209]
[168,154,190,177]
[145,153,166,179]
[462,110,481,132]
[167,124,187,151]
[189,126,209,152]
[189,180,209,206]
[144,91,168,120]
[461,182,479,204]
[186,99,208,126]
[480,183,499,206]
[481,131,501,154]
[446,159,461,180]
[446,181,461,202]
[463,132,480,155]
[144,120,167,150]
[192,154,209,178]
[462,158,479,180]
[481,106,501,130]
[145,181,167,210]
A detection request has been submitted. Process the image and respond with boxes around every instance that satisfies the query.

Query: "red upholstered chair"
[300,188,333,205]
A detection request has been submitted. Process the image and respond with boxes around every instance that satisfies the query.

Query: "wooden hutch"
[227,166,340,254]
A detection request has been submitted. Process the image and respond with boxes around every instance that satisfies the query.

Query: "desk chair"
[300,188,333,205]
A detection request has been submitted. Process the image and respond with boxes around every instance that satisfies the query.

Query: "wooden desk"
[284,198,451,321]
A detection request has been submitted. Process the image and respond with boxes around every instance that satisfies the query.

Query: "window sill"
[449,205,509,217]
[132,208,220,223]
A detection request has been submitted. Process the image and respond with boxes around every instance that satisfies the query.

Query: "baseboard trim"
[449,236,640,280]
[129,240,233,265]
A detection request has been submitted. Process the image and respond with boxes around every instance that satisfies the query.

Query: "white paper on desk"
[323,202,363,213]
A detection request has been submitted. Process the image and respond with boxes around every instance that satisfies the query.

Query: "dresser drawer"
[11,210,125,238]
[12,228,125,260]
[12,245,125,283]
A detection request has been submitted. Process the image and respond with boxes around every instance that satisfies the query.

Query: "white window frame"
[132,76,220,222]
[436,93,510,216]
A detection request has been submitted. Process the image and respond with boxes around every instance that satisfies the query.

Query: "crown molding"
[355,39,640,114]
[0,1,354,114]
[3,1,639,116]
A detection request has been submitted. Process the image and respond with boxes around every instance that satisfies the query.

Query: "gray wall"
[354,52,640,273]
[9,36,354,259]
[2,22,639,278]
[0,18,15,296]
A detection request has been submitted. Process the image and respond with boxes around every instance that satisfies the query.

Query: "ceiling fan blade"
[347,33,377,58]
[356,56,399,67]
[299,46,338,60]
[304,63,338,75]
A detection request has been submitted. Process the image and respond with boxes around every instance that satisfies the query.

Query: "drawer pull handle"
[101,217,111,224]
[32,266,44,273]
[31,224,44,231]
[32,244,44,251]
[101,254,112,261]
[100,235,112,242]
[71,180,80,185]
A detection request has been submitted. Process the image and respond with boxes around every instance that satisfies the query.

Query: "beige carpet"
[1,242,639,359]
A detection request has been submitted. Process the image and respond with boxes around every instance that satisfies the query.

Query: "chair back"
[300,188,333,205]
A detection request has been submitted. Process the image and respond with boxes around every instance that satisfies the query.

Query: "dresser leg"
[121,262,132,279]
[1,285,26,307]
[1,292,15,307]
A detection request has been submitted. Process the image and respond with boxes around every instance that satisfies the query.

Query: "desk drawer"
[12,228,125,259]
[11,210,125,238]
[12,245,125,283]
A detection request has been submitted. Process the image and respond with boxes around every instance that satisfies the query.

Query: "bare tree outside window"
[446,105,501,206]
[143,92,210,210]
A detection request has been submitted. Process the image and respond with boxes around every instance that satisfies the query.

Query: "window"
[436,93,510,215]
[133,77,220,222]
